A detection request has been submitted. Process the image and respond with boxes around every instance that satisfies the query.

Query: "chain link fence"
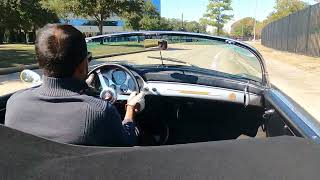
[261,3,320,57]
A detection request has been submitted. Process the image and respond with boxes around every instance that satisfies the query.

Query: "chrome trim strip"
[145,81,262,107]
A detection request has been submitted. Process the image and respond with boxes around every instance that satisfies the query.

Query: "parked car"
[0,32,319,179]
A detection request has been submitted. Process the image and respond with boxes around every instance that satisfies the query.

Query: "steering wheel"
[88,64,140,103]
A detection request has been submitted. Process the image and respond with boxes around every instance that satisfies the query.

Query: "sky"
[161,0,318,32]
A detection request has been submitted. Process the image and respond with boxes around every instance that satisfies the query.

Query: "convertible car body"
[0,31,320,179]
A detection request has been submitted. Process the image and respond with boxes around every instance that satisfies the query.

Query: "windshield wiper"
[147,56,199,67]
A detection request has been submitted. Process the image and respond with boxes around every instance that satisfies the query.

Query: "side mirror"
[20,69,42,84]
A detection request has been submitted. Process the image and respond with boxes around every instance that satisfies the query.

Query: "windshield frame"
[86,31,270,87]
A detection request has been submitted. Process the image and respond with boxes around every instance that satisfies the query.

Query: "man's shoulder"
[8,88,36,102]
[8,88,112,112]
[79,94,112,113]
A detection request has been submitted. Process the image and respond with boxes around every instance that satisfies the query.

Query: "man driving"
[5,24,144,146]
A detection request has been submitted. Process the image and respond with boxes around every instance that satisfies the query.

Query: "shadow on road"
[165,47,191,51]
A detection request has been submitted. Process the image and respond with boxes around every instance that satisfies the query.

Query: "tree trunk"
[9,30,16,43]
[217,27,221,36]
[99,21,104,45]
[0,30,4,44]
[25,32,29,44]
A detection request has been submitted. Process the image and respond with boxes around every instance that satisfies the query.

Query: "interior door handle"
[244,83,250,107]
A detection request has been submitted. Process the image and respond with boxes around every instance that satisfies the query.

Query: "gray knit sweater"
[5,76,136,146]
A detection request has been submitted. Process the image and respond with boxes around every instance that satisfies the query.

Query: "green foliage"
[161,18,181,31]
[231,17,258,37]
[139,0,161,30]
[40,0,78,21]
[265,0,308,25]
[0,0,59,43]
[124,0,158,31]
[20,0,59,30]
[185,21,206,33]
[41,0,143,34]
[201,0,233,35]
[77,0,143,34]
[124,0,206,33]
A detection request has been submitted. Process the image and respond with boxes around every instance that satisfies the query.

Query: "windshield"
[87,34,262,82]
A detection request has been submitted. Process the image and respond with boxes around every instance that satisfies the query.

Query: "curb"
[0,64,39,75]
[0,49,151,75]
[93,49,150,59]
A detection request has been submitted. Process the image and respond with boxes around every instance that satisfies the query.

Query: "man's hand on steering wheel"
[126,91,145,113]
[123,91,145,125]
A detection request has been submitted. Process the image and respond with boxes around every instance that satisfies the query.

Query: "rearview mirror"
[144,39,168,50]
[159,40,168,50]
[20,69,42,84]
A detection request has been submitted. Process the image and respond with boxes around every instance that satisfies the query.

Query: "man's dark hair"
[35,24,87,77]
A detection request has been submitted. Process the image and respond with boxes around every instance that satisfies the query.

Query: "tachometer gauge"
[127,78,135,91]
[112,70,126,85]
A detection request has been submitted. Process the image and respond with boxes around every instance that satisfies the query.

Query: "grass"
[0,44,36,68]
[87,42,145,56]
[0,42,146,69]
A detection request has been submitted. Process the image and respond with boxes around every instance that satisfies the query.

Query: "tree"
[0,1,7,43]
[0,0,58,43]
[201,0,233,36]
[40,0,78,22]
[41,0,143,36]
[266,0,308,24]
[150,18,207,33]
[77,0,143,36]
[164,18,182,31]
[124,0,160,31]
[231,17,258,37]
[20,1,59,32]
[185,21,206,33]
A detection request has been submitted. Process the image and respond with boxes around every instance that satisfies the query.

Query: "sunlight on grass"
[0,43,146,69]
[87,42,145,56]
[0,44,36,68]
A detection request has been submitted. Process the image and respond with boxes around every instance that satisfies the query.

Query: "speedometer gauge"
[128,79,135,91]
[112,70,126,85]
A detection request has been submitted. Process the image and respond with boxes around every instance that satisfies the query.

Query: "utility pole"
[242,25,244,40]
[253,0,258,41]
[181,13,184,31]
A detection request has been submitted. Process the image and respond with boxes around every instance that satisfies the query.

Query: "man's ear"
[73,59,87,80]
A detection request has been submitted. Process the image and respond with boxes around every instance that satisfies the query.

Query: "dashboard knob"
[143,87,149,92]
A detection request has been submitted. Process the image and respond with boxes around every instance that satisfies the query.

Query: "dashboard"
[98,69,137,95]
[90,64,263,107]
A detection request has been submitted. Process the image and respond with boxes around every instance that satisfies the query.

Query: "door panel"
[264,88,320,143]
[0,94,12,124]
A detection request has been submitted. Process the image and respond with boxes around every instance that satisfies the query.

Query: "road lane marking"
[211,50,224,70]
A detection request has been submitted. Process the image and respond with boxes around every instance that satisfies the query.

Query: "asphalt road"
[267,59,320,120]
